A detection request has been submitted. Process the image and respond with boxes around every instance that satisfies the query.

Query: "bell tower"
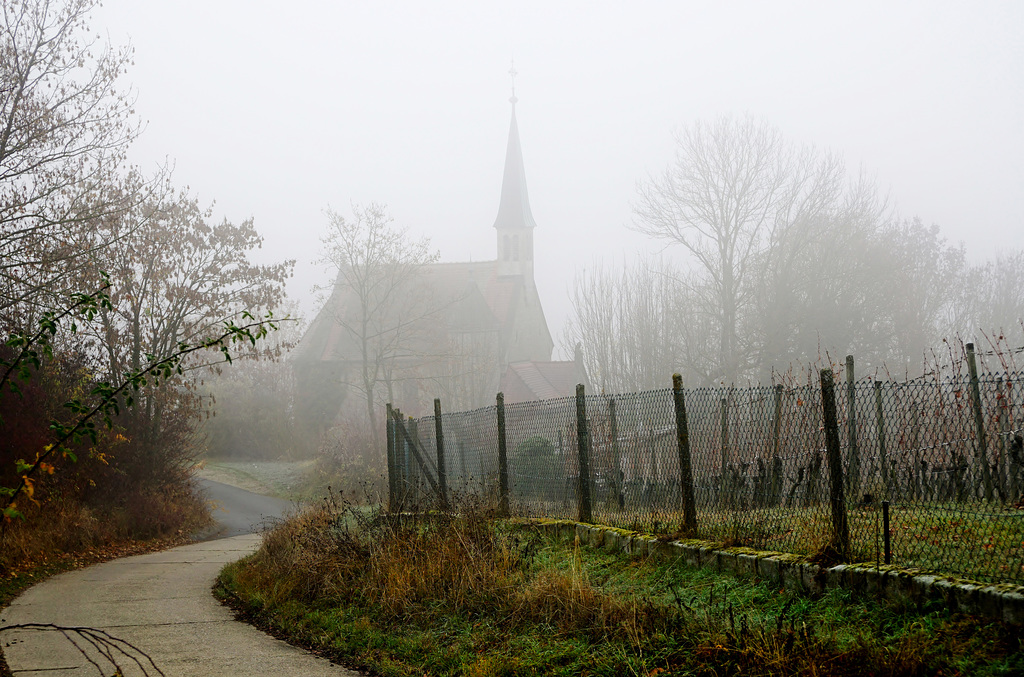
[493,69,536,278]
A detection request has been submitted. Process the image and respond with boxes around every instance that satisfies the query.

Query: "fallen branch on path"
[0,623,164,676]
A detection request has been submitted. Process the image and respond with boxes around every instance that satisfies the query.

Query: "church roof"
[492,99,537,230]
[500,360,585,403]
[293,259,524,364]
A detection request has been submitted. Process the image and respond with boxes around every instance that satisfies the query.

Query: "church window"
[503,235,511,261]
[513,234,520,261]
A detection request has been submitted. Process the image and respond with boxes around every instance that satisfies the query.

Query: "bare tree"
[634,116,846,383]
[751,175,890,372]
[1,0,140,319]
[879,218,967,370]
[317,204,440,446]
[563,256,713,391]
[954,249,1024,344]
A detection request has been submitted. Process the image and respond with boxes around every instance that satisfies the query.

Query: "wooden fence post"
[966,343,994,501]
[673,374,698,537]
[874,381,889,496]
[386,403,396,511]
[495,392,510,516]
[608,397,624,509]
[845,355,860,499]
[388,408,440,500]
[575,384,593,523]
[434,398,449,511]
[820,369,851,561]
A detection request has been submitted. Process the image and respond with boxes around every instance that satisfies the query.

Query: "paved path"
[194,477,295,540]
[1,481,357,676]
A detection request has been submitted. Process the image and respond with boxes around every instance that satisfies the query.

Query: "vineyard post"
[966,343,994,501]
[495,392,510,516]
[434,398,449,511]
[575,384,593,523]
[821,369,851,561]
[673,374,698,536]
[845,355,860,499]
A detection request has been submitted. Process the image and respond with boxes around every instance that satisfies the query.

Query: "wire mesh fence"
[387,346,1024,585]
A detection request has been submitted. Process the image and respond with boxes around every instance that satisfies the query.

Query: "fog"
[7,0,1024,617]
[93,0,1023,354]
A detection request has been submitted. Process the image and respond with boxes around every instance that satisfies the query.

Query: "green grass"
[197,458,314,499]
[574,500,1024,584]
[217,503,1023,676]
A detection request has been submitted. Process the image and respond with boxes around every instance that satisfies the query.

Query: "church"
[291,95,587,428]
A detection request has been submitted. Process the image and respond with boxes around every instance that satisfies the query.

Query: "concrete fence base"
[517,518,1024,625]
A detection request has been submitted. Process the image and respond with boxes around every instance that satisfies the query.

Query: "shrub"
[511,435,562,500]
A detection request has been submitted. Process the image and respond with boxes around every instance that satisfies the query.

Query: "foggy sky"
[93,1,1024,357]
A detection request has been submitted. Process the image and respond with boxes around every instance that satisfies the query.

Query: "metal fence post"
[386,402,396,511]
[820,368,851,561]
[845,355,860,500]
[673,374,698,537]
[434,398,448,511]
[966,342,994,501]
[575,384,593,523]
[496,392,510,516]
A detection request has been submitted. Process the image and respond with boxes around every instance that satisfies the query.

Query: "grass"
[569,499,1024,584]
[217,496,1023,676]
[196,457,315,499]
[197,455,386,504]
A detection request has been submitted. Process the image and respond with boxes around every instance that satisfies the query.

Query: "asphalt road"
[1,480,356,676]
[194,477,297,540]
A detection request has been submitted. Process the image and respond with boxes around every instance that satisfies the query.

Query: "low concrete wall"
[518,518,1024,625]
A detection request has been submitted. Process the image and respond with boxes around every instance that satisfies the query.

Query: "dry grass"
[0,481,210,576]
[221,496,1023,675]
[235,493,670,643]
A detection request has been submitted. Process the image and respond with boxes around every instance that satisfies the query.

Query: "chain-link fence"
[387,346,1024,585]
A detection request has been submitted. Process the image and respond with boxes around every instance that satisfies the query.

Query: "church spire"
[492,73,537,232]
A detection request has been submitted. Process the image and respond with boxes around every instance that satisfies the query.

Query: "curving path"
[1,480,357,676]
